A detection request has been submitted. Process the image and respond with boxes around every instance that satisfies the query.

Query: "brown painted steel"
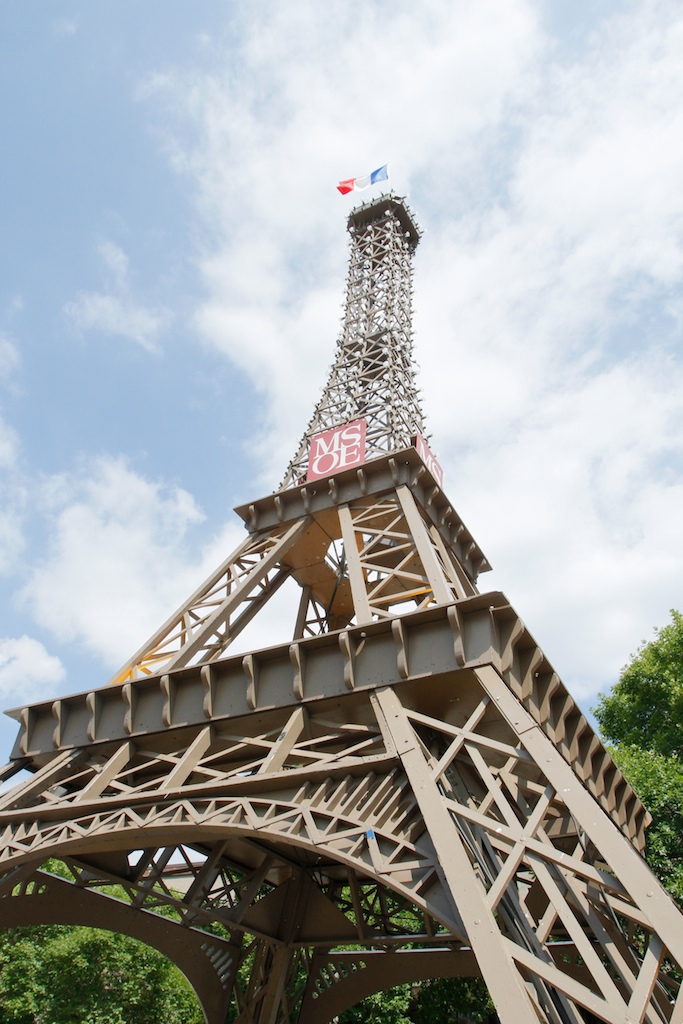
[1,195,682,1024]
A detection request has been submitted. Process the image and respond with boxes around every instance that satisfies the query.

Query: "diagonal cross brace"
[110,518,310,681]
[371,686,540,1024]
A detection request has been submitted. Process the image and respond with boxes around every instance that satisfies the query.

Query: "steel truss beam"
[97,449,486,685]
[108,518,308,685]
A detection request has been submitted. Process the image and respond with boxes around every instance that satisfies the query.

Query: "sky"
[1,0,682,759]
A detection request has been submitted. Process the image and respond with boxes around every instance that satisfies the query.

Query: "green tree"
[410,978,494,1024]
[339,983,414,1024]
[594,610,683,757]
[0,928,48,1024]
[338,976,494,1024]
[0,925,202,1024]
[594,609,683,904]
[606,746,683,903]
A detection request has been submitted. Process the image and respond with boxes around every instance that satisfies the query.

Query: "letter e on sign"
[412,435,444,488]
[307,419,367,481]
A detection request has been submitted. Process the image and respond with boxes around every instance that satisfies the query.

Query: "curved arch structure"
[1,870,236,1024]
[300,948,480,1024]
[0,788,451,927]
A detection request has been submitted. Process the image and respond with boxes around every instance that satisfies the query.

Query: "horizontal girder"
[5,593,647,850]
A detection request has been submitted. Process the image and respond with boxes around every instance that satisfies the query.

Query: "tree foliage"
[0,924,202,1024]
[338,977,494,1024]
[607,745,683,903]
[339,983,413,1024]
[594,610,683,757]
[410,978,494,1024]
[594,609,683,906]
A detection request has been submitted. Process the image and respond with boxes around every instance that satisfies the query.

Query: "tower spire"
[281,193,425,487]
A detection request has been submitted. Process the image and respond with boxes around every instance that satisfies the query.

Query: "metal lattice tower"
[2,194,683,1024]
[282,195,425,487]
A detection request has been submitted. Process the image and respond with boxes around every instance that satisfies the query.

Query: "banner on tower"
[307,419,367,481]
[413,434,444,487]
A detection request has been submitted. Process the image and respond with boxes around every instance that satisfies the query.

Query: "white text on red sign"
[307,419,367,481]
[413,435,444,487]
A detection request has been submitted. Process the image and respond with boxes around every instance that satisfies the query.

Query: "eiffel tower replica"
[2,194,683,1024]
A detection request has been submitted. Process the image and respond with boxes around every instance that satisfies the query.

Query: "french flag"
[337,164,389,195]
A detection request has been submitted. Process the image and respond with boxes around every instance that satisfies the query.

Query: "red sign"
[413,435,444,487]
[307,419,367,481]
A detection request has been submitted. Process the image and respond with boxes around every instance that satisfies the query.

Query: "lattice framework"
[281,195,425,487]
[108,451,484,684]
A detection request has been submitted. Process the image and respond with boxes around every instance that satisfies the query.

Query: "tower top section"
[347,193,421,249]
[280,193,426,488]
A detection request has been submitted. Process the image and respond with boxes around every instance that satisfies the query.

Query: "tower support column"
[243,871,312,1024]
[473,664,683,966]
[372,686,540,1024]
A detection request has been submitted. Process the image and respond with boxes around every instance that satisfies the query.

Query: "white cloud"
[143,0,543,481]
[0,636,65,703]
[53,18,78,37]
[0,335,19,381]
[0,416,18,475]
[65,293,169,354]
[0,490,24,576]
[409,2,683,698]
[21,455,244,671]
[135,0,683,711]
[64,241,171,353]
[98,240,130,286]
[450,353,683,700]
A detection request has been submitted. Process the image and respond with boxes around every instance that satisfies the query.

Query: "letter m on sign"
[307,419,367,481]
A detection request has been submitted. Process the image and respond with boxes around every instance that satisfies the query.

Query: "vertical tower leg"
[371,666,683,1024]
[373,686,541,1024]
[234,871,312,1024]
[252,946,293,1024]
[473,664,683,966]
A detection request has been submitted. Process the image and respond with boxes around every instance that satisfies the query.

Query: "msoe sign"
[306,419,367,481]
[412,435,444,488]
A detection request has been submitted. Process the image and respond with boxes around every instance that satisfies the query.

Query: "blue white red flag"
[337,164,389,195]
